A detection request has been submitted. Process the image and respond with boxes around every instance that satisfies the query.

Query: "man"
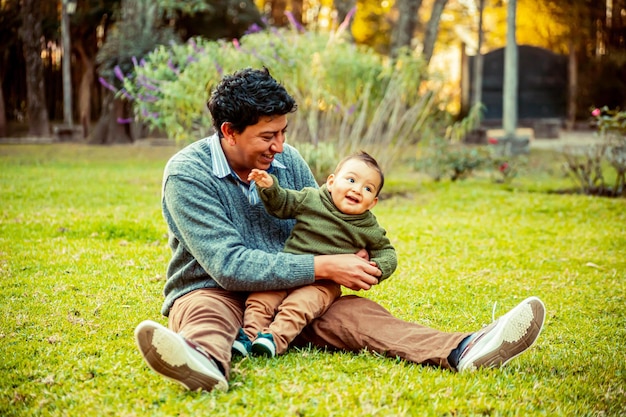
[134,67,546,392]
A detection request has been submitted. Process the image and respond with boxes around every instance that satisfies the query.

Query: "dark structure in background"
[462,45,568,139]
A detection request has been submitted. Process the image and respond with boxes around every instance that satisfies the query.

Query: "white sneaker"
[251,334,276,357]
[134,320,228,392]
[457,296,546,371]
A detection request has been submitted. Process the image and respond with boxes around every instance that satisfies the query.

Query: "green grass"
[1,144,625,416]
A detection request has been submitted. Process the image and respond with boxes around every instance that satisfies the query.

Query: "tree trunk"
[422,0,449,65]
[503,0,518,138]
[472,0,485,108]
[291,0,303,26]
[19,0,49,137]
[89,95,132,144]
[75,41,95,138]
[566,38,578,130]
[0,73,6,137]
[270,0,288,26]
[391,0,422,56]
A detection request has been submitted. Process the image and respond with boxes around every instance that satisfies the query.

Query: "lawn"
[1,143,625,416]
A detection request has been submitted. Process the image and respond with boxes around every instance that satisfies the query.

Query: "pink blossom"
[488,137,498,145]
[499,162,509,173]
[591,108,601,117]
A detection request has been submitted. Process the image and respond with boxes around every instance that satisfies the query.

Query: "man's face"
[221,115,288,180]
[326,158,380,215]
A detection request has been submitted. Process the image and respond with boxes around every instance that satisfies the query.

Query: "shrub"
[562,107,626,197]
[121,27,451,177]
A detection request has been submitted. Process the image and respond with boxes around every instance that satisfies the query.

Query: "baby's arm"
[248,169,274,188]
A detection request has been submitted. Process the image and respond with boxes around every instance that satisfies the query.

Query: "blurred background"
[1,0,624,145]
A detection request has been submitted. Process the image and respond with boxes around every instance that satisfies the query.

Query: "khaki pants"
[168,288,469,378]
[243,280,342,354]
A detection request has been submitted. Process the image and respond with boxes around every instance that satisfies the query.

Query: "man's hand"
[248,169,274,188]
[314,253,381,291]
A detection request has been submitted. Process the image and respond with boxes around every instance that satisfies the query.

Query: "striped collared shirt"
[208,134,285,205]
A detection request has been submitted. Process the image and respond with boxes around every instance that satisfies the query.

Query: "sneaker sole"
[134,320,228,392]
[458,296,546,371]
[251,337,276,357]
[232,340,249,357]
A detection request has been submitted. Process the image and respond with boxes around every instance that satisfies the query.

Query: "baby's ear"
[326,174,335,190]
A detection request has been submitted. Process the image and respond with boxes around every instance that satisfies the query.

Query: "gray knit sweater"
[160,134,318,316]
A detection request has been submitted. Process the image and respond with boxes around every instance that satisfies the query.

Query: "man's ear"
[220,122,236,145]
[325,173,335,191]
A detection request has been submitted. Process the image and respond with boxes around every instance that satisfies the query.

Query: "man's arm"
[163,173,315,292]
[314,249,381,291]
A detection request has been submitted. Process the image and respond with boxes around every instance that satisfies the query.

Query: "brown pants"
[243,280,342,354]
[168,288,469,378]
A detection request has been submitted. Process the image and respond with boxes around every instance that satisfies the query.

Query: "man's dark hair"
[207,67,297,137]
[334,151,385,196]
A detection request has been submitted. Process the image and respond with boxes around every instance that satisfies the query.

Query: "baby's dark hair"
[335,151,385,196]
[207,67,297,137]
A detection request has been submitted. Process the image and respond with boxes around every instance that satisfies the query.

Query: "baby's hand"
[248,169,274,188]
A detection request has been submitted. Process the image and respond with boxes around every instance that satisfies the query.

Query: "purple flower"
[98,77,117,92]
[117,117,133,124]
[114,65,125,82]
[137,75,159,91]
[215,61,223,76]
[285,11,304,32]
[119,88,134,100]
[337,6,356,34]
[132,56,138,67]
[167,59,180,75]
[246,23,262,34]
[141,108,159,119]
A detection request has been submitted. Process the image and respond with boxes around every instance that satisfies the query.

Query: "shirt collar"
[208,133,285,179]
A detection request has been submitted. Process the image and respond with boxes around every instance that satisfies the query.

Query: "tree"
[18,0,50,137]
[422,0,449,65]
[93,0,178,144]
[389,0,450,65]
[351,0,393,53]
[175,0,263,40]
[0,0,20,137]
[66,0,119,138]
[391,0,421,57]
[270,0,289,26]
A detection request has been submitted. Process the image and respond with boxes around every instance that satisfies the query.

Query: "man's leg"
[296,295,545,371]
[134,288,246,392]
[295,295,468,369]
[168,288,247,376]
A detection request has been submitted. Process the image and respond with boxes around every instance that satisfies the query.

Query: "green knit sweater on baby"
[258,176,397,281]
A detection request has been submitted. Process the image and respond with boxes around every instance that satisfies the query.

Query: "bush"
[562,107,626,197]
[121,27,451,177]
